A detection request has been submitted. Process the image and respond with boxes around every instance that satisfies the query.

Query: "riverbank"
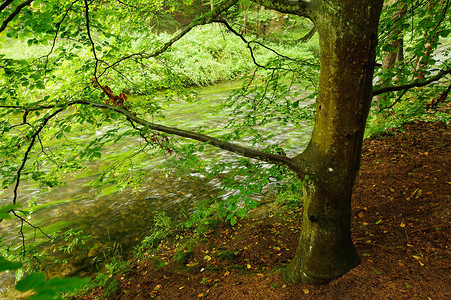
[76,120,450,299]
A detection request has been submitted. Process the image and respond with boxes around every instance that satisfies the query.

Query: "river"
[0,80,313,292]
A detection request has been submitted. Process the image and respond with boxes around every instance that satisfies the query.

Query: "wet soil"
[79,121,450,299]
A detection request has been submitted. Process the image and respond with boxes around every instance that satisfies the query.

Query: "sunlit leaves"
[0,204,21,219]
[15,271,89,299]
[1,255,87,298]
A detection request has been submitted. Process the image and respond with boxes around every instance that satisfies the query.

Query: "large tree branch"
[372,66,451,96]
[3,99,297,171]
[0,0,33,33]
[252,0,312,18]
[0,0,14,12]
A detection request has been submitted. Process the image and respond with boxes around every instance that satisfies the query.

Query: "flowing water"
[0,80,313,291]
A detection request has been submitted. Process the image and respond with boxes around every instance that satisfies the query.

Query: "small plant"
[138,212,173,252]
[274,179,304,210]
[56,229,92,254]
[174,242,194,266]
[200,277,209,284]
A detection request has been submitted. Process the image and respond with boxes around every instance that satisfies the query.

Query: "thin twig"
[41,0,78,76]
[379,88,408,112]
[12,108,64,204]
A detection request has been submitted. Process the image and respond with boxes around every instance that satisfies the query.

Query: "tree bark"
[284,0,384,283]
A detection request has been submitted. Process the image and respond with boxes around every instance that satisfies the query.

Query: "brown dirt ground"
[78,121,450,300]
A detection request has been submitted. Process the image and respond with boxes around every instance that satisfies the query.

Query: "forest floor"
[78,121,450,300]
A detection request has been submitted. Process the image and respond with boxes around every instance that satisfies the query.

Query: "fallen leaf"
[412,255,425,266]
[358,212,365,218]
[400,222,406,228]
[224,271,230,277]
[204,255,212,261]
[303,288,309,294]
[154,284,162,291]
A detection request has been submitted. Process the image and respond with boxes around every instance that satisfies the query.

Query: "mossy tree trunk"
[283,0,384,283]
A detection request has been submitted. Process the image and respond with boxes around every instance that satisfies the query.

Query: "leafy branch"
[12,108,65,205]
[2,99,297,171]
[94,0,241,78]
[0,0,33,33]
[372,66,451,96]
[213,18,318,71]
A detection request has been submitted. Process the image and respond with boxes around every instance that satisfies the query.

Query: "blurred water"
[0,80,313,291]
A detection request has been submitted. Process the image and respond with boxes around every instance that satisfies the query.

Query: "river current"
[0,80,313,292]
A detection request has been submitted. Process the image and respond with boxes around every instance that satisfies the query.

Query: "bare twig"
[11,209,52,255]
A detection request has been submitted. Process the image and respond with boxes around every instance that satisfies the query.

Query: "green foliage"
[373,0,450,125]
[55,229,92,254]
[138,212,173,251]
[0,204,21,219]
[173,241,195,265]
[0,255,23,272]
[274,178,305,209]
[0,255,89,299]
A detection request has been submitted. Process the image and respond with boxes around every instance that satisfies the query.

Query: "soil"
[78,121,450,300]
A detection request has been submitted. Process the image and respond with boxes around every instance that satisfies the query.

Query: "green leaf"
[0,256,23,272]
[40,276,90,293]
[375,219,382,225]
[373,269,382,275]
[16,272,46,292]
[36,81,45,89]
[0,204,21,219]
[230,216,237,226]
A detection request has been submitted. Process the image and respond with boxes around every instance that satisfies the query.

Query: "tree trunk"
[285,0,384,284]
